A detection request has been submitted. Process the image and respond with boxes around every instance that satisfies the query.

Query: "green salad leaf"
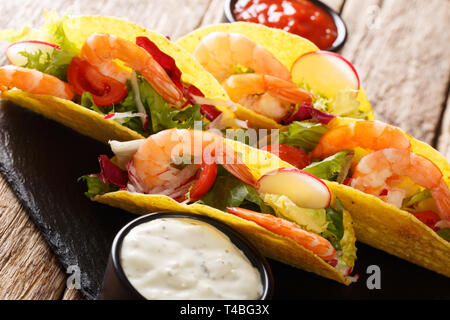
[321,199,345,250]
[437,228,450,242]
[279,121,328,153]
[198,165,272,213]
[402,189,432,209]
[137,75,208,133]
[19,50,52,71]
[18,16,79,81]
[78,175,118,198]
[304,150,354,183]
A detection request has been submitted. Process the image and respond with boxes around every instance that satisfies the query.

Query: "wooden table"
[0,0,448,300]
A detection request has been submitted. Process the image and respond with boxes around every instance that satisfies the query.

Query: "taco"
[266,117,449,277]
[176,22,375,129]
[81,128,358,285]
[0,13,240,143]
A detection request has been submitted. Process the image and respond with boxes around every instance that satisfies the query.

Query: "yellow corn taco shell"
[176,22,375,128]
[326,117,450,277]
[93,139,357,285]
[1,14,231,144]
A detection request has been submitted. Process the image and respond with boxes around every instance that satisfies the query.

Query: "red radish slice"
[291,50,360,100]
[257,168,331,209]
[6,40,58,66]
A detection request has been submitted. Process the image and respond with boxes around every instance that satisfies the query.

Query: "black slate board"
[0,100,449,300]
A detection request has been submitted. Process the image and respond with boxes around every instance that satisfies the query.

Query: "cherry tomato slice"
[188,161,218,202]
[413,210,441,231]
[262,144,311,169]
[67,57,128,106]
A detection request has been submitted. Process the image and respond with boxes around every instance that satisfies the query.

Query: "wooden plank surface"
[340,0,450,145]
[0,0,448,300]
[437,94,450,159]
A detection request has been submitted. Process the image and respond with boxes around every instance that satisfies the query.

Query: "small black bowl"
[100,212,274,300]
[224,0,347,52]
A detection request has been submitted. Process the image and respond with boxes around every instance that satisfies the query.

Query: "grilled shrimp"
[80,33,183,107]
[131,128,256,197]
[222,73,313,121]
[227,207,335,261]
[193,31,291,82]
[352,148,450,223]
[0,65,74,100]
[310,120,411,159]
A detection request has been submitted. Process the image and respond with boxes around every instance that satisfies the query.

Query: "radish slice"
[291,50,360,100]
[257,168,331,209]
[6,40,58,66]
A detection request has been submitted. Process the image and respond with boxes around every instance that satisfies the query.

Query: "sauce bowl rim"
[110,211,274,300]
[224,0,348,52]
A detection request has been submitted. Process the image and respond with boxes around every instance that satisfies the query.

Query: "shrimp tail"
[217,143,256,187]
[227,207,336,261]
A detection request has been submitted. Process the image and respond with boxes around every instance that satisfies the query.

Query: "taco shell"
[1,14,231,143]
[327,117,450,277]
[94,139,357,285]
[176,22,375,128]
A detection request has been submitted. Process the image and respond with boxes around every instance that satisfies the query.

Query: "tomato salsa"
[233,0,338,50]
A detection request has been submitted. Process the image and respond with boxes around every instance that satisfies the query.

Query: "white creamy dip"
[120,218,263,300]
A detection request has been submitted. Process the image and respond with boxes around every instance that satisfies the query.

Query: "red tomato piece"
[188,161,218,202]
[262,144,311,169]
[67,57,128,106]
[413,210,441,231]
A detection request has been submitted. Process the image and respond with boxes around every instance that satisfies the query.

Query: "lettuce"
[304,150,354,183]
[137,75,208,133]
[198,166,272,213]
[19,50,52,71]
[402,189,431,209]
[279,121,328,153]
[321,199,345,250]
[297,79,369,120]
[80,76,207,136]
[79,175,118,198]
[437,228,450,242]
[17,16,79,81]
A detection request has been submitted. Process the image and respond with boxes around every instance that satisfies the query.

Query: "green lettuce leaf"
[17,16,79,81]
[436,228,450,242]
[19,50,52,71]
[279,121,328,153]
[137,76,207,132]
[198,166,272,213]
[78,175,118,198]
[321,199,345,250]
[44,16,79,80]
[297,79,369,120]
[304,150,354,182]
[80,92,104,114]
[402,189,432,209]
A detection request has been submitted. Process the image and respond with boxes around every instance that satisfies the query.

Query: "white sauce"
[120,218,263,300]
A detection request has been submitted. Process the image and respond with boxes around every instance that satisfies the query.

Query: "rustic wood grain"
[0,0,212,40]
[62,288,83,300]
[340,0,450,144]
[321,0,345,12]
[437,93,450,160]
[0,178,66,299]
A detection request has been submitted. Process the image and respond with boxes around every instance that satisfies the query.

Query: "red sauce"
[233,0,338,50]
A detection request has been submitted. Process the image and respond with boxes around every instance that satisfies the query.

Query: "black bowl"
[224,0,347,52]
[100,212,274,300]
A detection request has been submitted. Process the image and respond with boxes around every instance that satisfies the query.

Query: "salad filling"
[81,129,358,278]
